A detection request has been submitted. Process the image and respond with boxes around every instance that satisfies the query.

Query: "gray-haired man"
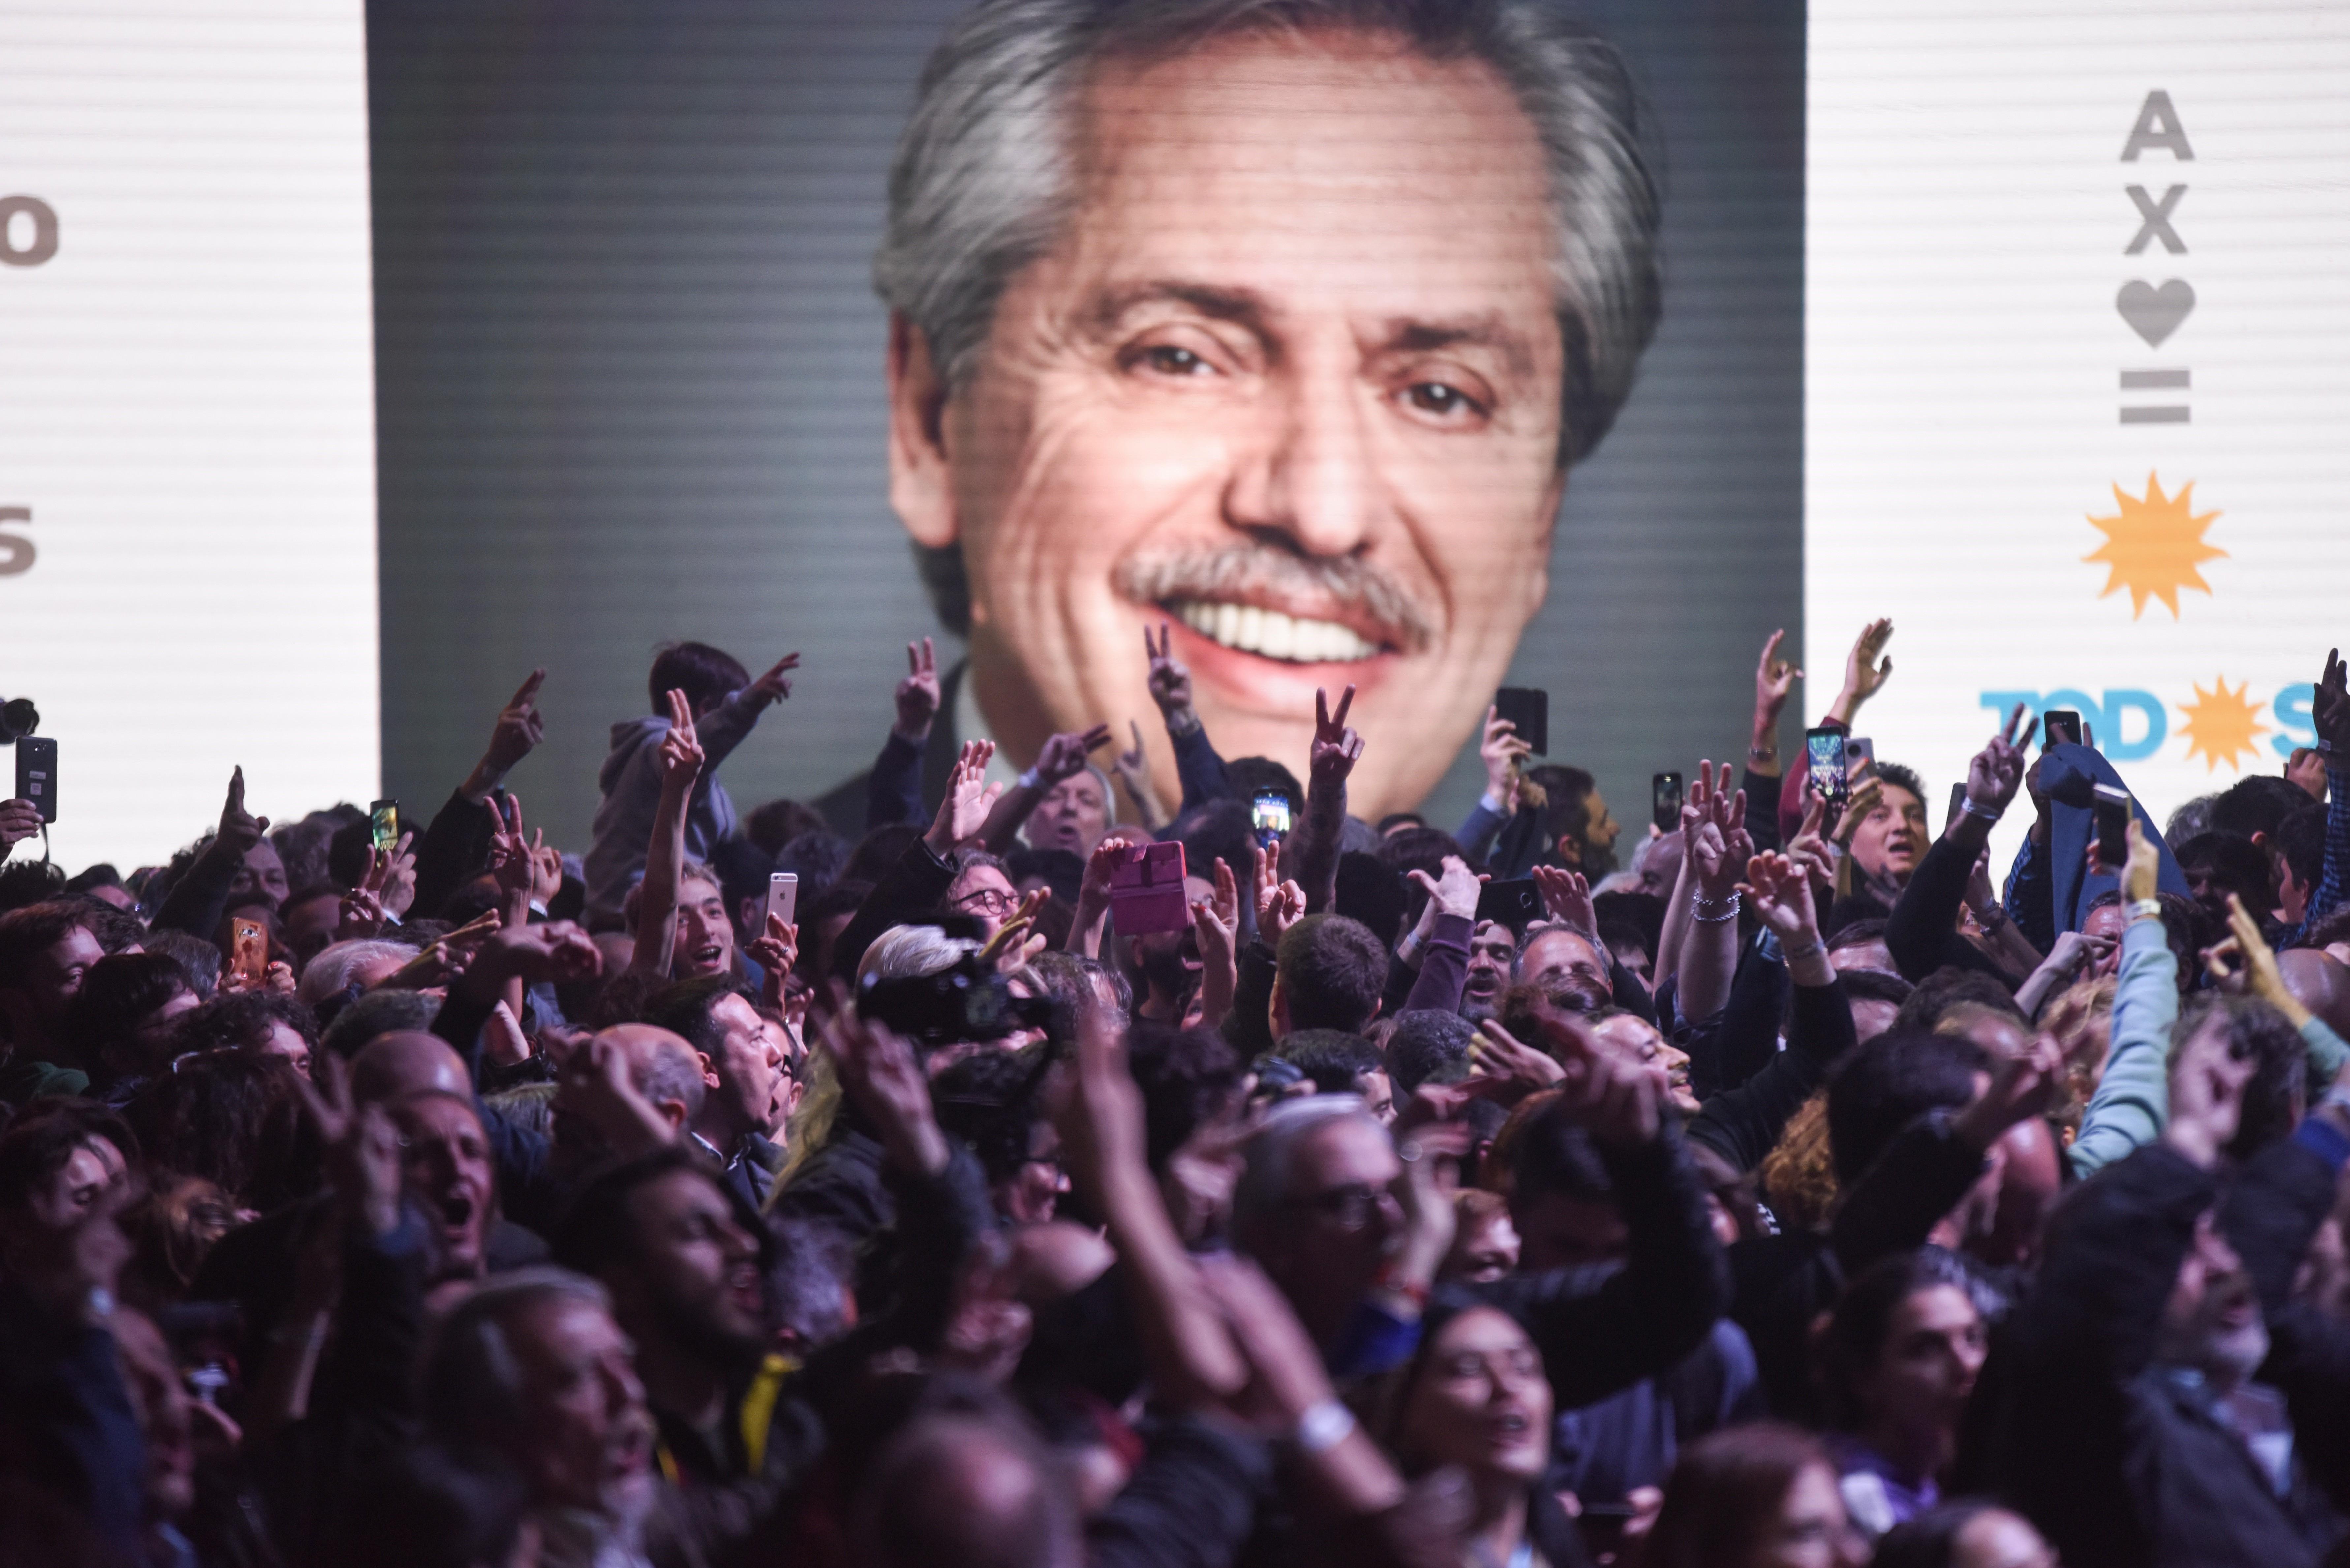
[873,0,1660,821]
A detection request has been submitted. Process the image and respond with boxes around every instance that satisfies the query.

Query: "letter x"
[2124,184,2186,255]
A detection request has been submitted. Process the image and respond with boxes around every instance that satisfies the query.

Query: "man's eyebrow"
[1086,280,1273,334]
[1379,316,1539,382]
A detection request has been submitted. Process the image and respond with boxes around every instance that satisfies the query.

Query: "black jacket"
[1979,1141,2345,1568]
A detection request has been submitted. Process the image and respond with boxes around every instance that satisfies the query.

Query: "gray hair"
[875,0,1661,633]
[860,923,985,984]
[420,1267,612,1447]
[297,938,420,1009]
[1232,1093,1381,1247]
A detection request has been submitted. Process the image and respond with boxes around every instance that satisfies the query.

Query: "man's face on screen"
[890,30,1567,819]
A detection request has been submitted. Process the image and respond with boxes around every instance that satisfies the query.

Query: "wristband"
[1960,796,2003,823]
[1748,743,1778,763]
[2127,897,2165,923]
[1290,1399,1357,1456]
[1780,938,1826,964]
[1016,768,1043,791]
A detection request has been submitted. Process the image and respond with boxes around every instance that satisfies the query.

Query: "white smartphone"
[765,871,798,930]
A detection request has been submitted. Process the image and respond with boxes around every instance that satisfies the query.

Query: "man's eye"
[1404,382,1481,418]
[1141,345,1211,376]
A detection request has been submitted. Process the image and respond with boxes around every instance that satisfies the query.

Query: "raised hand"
[1144,622,1195,717]
[825,999,950,1175]
[483,669,547,776]
[468,918,603,991]
[928,739,1004,854]
[748,911,799,984]
[746,651,802,708]
[1962,703,2038,819]
[1739,851,1821,943]
[1832,775,1884,850]
[1682,760,1747,899]
[658,689,705,791]
[1531,863,1597,938]
[1753,628,1802,757]
[2313,648,2350,756]
[1784,795,1835,889]
[1468,1021,1567,1093]
[297,1054,402,1237]
[1308,685,1364,788]
[1111,719,1152,795]
[1,797,45,852]
[1951,1032,2065,1153]
[1259,876,1307,947]
[1408,854,1486,924]
[1834,617,1895,720]
[2166,1011,2261,1169]
[894,636,942,741]
[1191,858,1242,1028]
[489,796,537,901]
[1540,1006,1663,1150]
[1034,724,1115,785]
[217,766,270,854]
[1479,704,1532,806]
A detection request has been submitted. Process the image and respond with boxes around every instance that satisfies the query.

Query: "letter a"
[2121,91,2193,161]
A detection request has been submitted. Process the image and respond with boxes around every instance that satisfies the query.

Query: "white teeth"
[1170,600,1377,663]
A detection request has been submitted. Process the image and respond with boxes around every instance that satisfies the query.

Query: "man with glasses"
[1230,1002,1728,1406]
[943,850,1021,940]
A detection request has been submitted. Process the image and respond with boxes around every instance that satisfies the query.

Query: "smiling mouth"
[1167,599,1386,664]
[690,943,724,967]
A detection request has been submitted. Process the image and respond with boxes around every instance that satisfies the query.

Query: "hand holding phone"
[765,872,799,931]
[2092,785,2132,869]
[369,798,400,853]
[13,736,56,824]
[1110,841,1191,936]
[230,918,269,985]
[1493,687,1549,756]
[1651,772,1683,832]
[1250,790,1291,850]
[1805,728,1848,805]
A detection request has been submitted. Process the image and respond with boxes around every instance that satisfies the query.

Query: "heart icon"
[2117,279,2194,347]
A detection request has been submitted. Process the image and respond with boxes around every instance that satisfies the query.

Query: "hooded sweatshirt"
[583,685,770,923]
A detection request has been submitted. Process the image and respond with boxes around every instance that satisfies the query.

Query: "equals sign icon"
[2120,368,2188,423]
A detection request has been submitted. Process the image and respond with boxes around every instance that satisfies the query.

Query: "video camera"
[855,953,1058,1048]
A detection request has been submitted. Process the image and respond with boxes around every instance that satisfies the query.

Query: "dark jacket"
[1979,1141,2345,1568]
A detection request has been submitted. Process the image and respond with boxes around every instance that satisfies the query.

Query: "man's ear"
[886,312,959,552]
[697,1052,723,1093]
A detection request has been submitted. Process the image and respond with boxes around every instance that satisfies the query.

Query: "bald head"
[351,1031,471,1105]
[2280,949,2350,1042]
[854,1413,1078,1568]
[597,1024,708,1126]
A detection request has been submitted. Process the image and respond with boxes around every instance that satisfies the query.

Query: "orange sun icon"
[2178,676,2267,773]
[2084,471,2224,618]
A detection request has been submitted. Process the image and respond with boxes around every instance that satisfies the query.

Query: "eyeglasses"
[952,887,1019,917]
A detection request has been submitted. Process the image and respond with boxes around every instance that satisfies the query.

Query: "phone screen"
[369,799,399,852]
[2042,709,2082,750]
[2093,785,2132,868]
[765,872,799,930]
[231,918,268,983]
[1805,729,1849,803]
[1651,771,1683,832]
[1251,790,1291,846]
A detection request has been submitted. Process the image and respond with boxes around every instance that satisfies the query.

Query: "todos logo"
[1979,681,2314,772]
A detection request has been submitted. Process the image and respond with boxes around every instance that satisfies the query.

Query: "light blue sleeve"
[2068,914,2175,1178]
[2302,1014,2349,1091]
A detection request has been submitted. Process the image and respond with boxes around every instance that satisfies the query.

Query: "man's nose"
[1229,365,1380,559]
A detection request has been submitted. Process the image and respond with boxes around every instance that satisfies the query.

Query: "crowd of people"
[3,617,2349,1568]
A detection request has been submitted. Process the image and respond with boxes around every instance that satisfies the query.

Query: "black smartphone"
[2093,784,2131,868]
[1493,686,1548,756]
[1250,790,1291,849]
[14,736,56,823]
[1651,771,1683,831]
[1804,728,1848,805]
[2042,709,2082,750]
[1475,877,1543,929]
[368,798,399,852]
[1947,781,1968,831]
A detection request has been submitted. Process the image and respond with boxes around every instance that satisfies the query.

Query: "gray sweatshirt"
[582,685,768,922]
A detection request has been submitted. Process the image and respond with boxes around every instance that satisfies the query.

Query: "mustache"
[1113,544,1436,653]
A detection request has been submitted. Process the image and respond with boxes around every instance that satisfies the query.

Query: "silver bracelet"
[1960,796,2002,823]
[1781,938,1826,964]
[1692,893,1741,924]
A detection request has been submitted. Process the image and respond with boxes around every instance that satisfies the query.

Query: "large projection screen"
[0,0,381,872]
[1808,0,2350,873]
